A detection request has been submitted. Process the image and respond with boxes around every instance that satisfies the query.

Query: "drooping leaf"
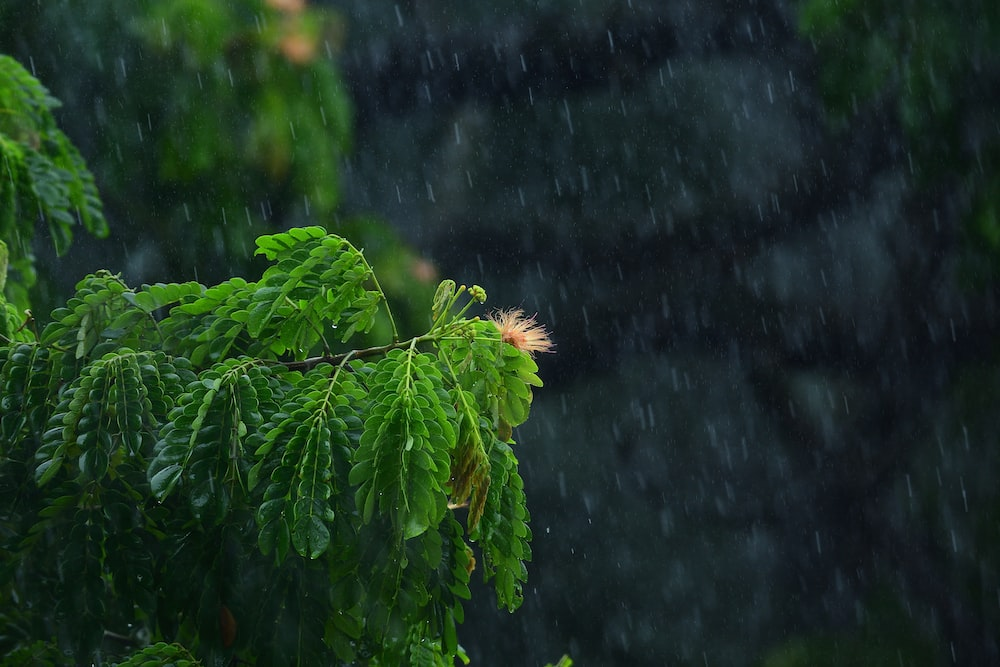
[252,363,362,560]
[147,357,275,524]
[352,348,457,540]
[35,348,193,486]
[470,437,532,612]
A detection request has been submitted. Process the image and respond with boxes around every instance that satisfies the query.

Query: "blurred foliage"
[919,361,1000,661]
[798,0,1000,281]
[0,227,549,665]
[0,0,437,328]
[0,240,35,345]
[113,642,202,666]
[0,640,67,667]
[760,592,939,667]
[0,55,108,310]
[542,656,573,667]
[0,2,543,665]
[787,3,1000,663]
[133,0,351,213]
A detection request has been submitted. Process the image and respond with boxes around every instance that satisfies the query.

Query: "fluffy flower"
[266,0,306,13]
[487,309,554,357]
[279,31,318,64]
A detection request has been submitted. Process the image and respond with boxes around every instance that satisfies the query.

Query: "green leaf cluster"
[352,347,456,539]
[113,642,202,667]
[1,0,356,292]
[0,56,108,309]
[0,226,550,666]
[134,0,353,215]
[2,3,439,351]
[0,7,550,664]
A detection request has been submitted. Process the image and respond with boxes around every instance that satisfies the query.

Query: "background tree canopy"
[2,0,1000,665]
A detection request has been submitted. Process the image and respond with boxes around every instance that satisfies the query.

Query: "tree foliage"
[798,0,1000,278]
[0,28,551,666]
[0,55,108,309]
[0,0,438,336]
[0,225,549,665]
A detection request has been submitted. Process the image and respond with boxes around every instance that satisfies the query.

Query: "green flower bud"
[469,284,487,304]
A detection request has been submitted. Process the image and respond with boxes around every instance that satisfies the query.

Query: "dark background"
[3,1,1000,664]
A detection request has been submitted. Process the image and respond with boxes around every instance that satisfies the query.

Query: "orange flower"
[487,309,554,357]
[266,0,306,13]
[278,31,318,64]
[409,257,438,284]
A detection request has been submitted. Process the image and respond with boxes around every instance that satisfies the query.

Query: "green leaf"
[149,463,182,498]
[252,365,357,559]
[245,231,383,356]
[253,225,326,260]
[471,438,532,611]
[353,348,456,539]
[147,357,273,523]
[113,641,203,666]
[0,55,108,299]
[292,514,330,559]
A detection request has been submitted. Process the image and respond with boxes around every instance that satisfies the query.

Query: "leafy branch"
[0,21,556,667]
[0,55,108,309]
[0,225,552,666]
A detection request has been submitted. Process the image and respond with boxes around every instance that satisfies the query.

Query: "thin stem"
[345,238,400,342]
[0,308,37,344]
[370,269,399,343]
[427,285,485,337]
[449,297,478,324]
[330,348,356,382]
[275,332,436,372]
[143,308,165,345]
[273,315,494,373]
[285,295,331,355]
